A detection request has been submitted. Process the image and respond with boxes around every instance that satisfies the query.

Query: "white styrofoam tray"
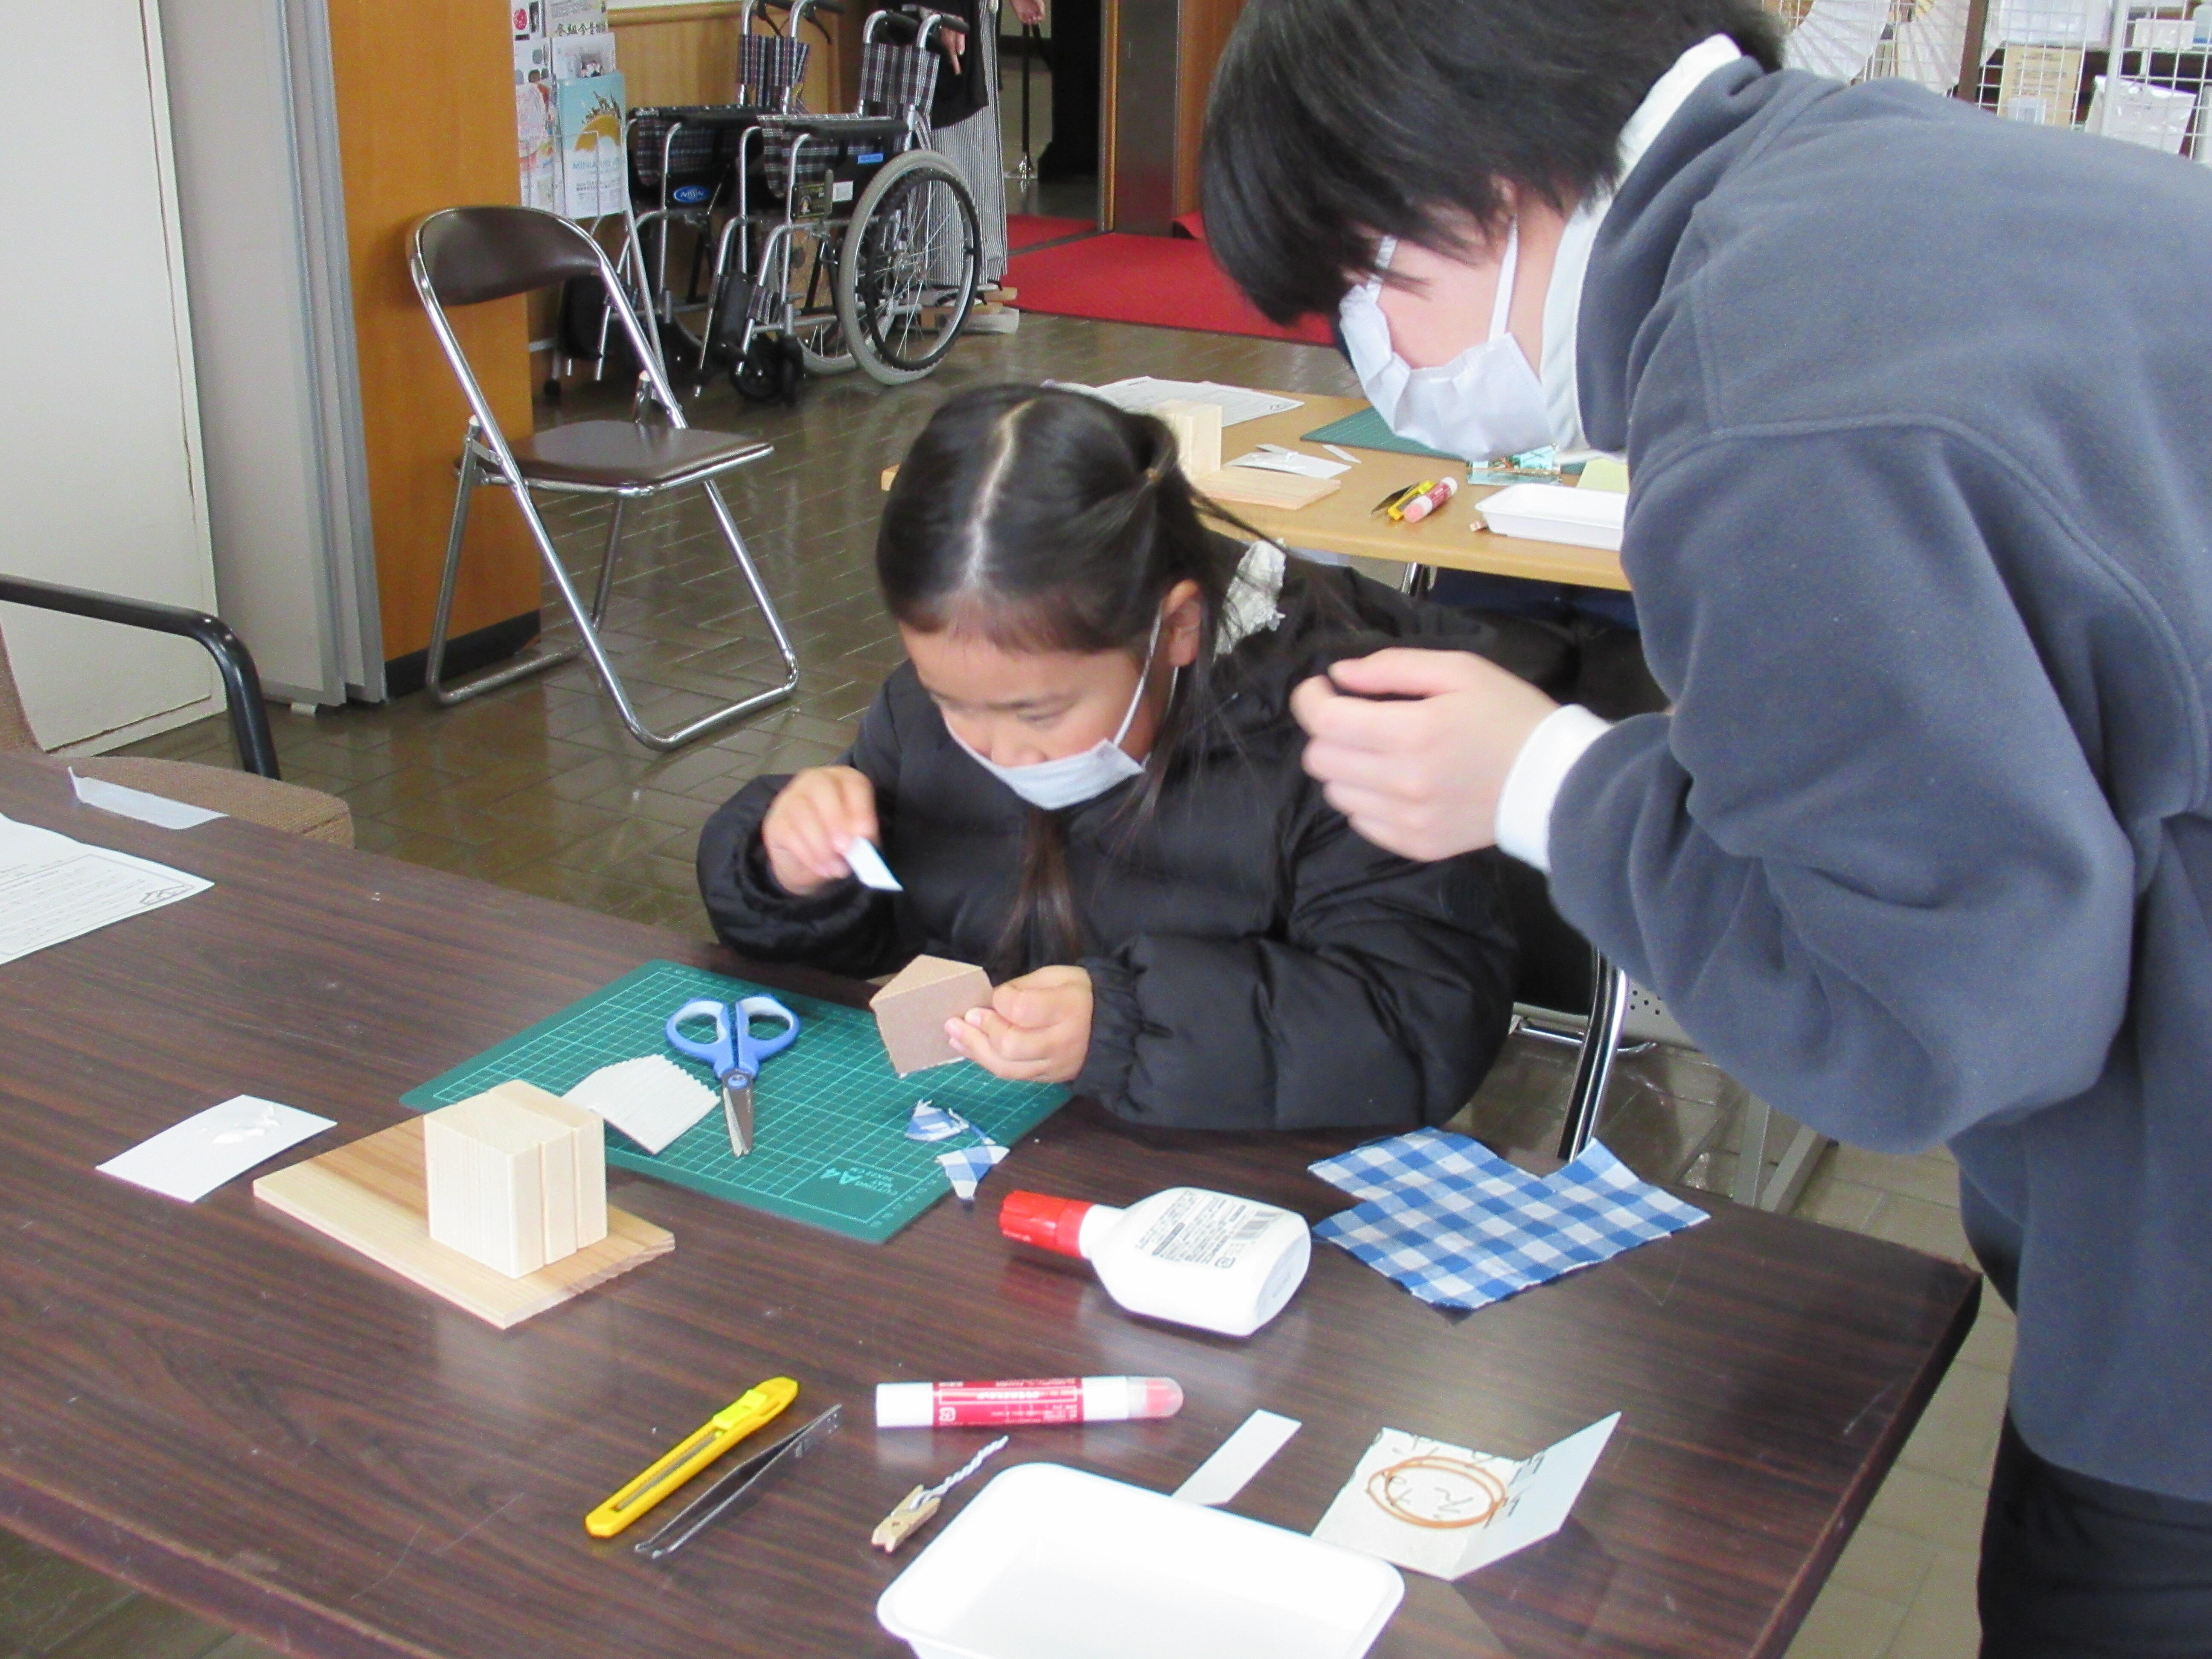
[877,1462,1405,1659]
[1476,482,1627,551]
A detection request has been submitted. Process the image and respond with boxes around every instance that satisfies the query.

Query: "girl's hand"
[1010,0,1046,24]
[949,965,1091,1083]
[760,766,879,895]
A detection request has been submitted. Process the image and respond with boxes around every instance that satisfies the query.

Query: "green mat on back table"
[1300,406,1461,461]
[399,961,1067,1244]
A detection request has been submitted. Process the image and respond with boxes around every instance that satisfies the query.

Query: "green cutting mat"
[1301,406,1461,461]
[399,961,1066,1244]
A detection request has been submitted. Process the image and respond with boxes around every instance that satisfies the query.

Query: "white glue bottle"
[998,1187,1311,1337]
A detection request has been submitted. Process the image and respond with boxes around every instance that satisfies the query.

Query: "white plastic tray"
[877,1462,1404,1659]
[1476,482,1627,551]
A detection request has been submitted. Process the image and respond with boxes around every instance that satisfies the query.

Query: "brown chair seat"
[60,756,354,846]
[494,422,772,489]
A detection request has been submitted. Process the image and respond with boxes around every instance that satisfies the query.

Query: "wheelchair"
[629,0,982,402]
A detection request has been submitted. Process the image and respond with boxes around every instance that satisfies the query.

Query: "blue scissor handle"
[665,995,801,1083]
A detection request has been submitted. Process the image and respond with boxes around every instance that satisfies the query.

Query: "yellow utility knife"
[585,1377,799,1538]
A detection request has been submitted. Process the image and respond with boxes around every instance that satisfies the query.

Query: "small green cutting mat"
[399,961,1066,1244]
[1301,406,1461,461]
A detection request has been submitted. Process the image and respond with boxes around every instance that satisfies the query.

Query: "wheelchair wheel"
[791,225,856,376]
[834,150,981,386]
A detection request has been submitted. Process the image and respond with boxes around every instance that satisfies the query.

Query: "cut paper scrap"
[99,1094,335,1202]
[1173,1409,1302,1507]
[70,770,224,830]
[1308,1130,1707,1312]
[844,837,902,893]
[563,1054,716,1155]
[1311,1415,1619,1580]
[936,1139,1007,1203]
[904,1099,972,1143]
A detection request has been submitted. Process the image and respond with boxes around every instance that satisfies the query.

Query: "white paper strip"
[98,1095,335,1202]
[844,838,903,893]
[71,770,224,830]
[1173,1409,1302,1507]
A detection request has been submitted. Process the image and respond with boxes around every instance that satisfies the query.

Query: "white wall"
[0,0,221,751]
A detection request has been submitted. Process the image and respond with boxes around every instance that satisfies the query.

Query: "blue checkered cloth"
[1309,1130,1708,1311]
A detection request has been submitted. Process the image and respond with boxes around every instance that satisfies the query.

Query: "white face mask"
[950,613,1162,812]
[1337,224,1554,465]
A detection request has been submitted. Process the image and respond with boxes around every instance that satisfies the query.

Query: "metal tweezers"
[632,1403,843,1561]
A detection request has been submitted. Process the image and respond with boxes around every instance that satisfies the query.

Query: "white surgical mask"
[950,613,1163,812]
[1338,224,1554,465]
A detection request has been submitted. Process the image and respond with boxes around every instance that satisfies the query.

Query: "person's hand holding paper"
[1290,649,1557,861]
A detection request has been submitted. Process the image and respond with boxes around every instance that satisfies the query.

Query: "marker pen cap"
[999,1190,1121,1258]
[875,1381,940,1429]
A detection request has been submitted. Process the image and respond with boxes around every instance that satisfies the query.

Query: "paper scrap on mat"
[1174,1409,1302,1507]
[1062,378,1300,429]
[1228,449,1350,479]
[564,1054,716,1155]
[1311,1415,1618,1580]
[99,1095,335,1202]
[69,771,224,830]
[1309,1131,1707,1312]
[0,811,211,968]
[844,837,903,892]
[937,1140,1007,1202]
[904,1099,972,1143]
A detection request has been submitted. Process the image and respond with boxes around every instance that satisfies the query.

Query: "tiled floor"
[56,233,2002,1659]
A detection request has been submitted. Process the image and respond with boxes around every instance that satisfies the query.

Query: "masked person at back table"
[695,382,1563,1132]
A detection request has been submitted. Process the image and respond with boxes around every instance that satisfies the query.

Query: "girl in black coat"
[697,384,1519,1131]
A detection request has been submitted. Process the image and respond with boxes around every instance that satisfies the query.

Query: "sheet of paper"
[98,1095,335,1202]
[844,837,903,893]
[564,1054,717,1155]
[1311,1415,1618,1580]
[70,770,224,830]
[1173,1409,1302,1506]
[1228,449,1350,480]
[1064,378,1301,429]
[0,811,212,967]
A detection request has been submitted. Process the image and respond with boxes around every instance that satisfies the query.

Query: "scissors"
[664,995,800,1158]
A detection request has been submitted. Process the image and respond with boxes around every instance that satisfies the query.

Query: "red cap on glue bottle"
[998,1190,1115,1258]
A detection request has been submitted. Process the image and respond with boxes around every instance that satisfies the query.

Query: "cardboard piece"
[870,955,993,1077]
[424,1081,607,1278]
[1311,1415,1618,1580]
[1155,398,1223,477]
[1189,467,1341,511]
[255,1116,668,1330]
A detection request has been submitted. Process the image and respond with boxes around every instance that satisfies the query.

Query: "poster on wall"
[555,73,626,218]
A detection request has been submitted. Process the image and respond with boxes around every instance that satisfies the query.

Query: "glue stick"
[875,1376,1184,1429]
[1398,476,1459,525]
[999,1186,1311,1338]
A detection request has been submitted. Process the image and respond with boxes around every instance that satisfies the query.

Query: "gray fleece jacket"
[1553,61,2212,1501]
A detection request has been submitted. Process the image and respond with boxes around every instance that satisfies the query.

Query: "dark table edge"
[1752,1274,1986,1657]
[0,1465,437,1659]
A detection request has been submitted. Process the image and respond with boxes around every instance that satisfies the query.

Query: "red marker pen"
[874,1376,1185,1429]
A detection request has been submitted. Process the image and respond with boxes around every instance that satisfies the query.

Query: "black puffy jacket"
[697,563,1521,1131]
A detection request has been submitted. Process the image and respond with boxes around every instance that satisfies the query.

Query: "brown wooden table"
[1225,394,1631,590]
[0,754,1975,1659]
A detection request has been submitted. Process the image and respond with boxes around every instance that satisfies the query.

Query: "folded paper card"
[69,771,224,830]
[1311,1415,1618,1580]
[99,1095,335,1202]
[1309,1131,1707,1312]
[563,1054,716,1155]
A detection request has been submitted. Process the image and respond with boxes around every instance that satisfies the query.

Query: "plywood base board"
[255,1117,671,1329]
[1191,467,1341,510]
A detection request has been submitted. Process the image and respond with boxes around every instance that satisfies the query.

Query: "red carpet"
[1007,214,1097,251]
[1007,225,1333,345]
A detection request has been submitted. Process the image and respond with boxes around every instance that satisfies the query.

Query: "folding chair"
[409,206,799,751]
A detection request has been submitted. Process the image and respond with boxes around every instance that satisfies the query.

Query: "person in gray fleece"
[1205,1,2212,1653]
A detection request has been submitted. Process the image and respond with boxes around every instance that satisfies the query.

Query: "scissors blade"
[633,1405,842,1560]
[722,1075,756,1158]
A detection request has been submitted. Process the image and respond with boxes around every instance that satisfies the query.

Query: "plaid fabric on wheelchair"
[857,39,940,119]
[627,105,755,209]
[757,113,911,205]
[738,33,812,110]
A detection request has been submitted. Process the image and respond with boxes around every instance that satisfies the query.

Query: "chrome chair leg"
[590,496,627,626]
[1557,953,1631,1160]
[424,446,584,706]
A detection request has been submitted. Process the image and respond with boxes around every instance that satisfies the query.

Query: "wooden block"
[487,1081,608,1250]
[870,955,993,1077]
[255,1117,671,1331]
[1154,399,1222,477]
[1190,467,1341,511]
[423,1082,608,1278]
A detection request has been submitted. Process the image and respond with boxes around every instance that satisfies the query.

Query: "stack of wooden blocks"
[425,1081,608,1278]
